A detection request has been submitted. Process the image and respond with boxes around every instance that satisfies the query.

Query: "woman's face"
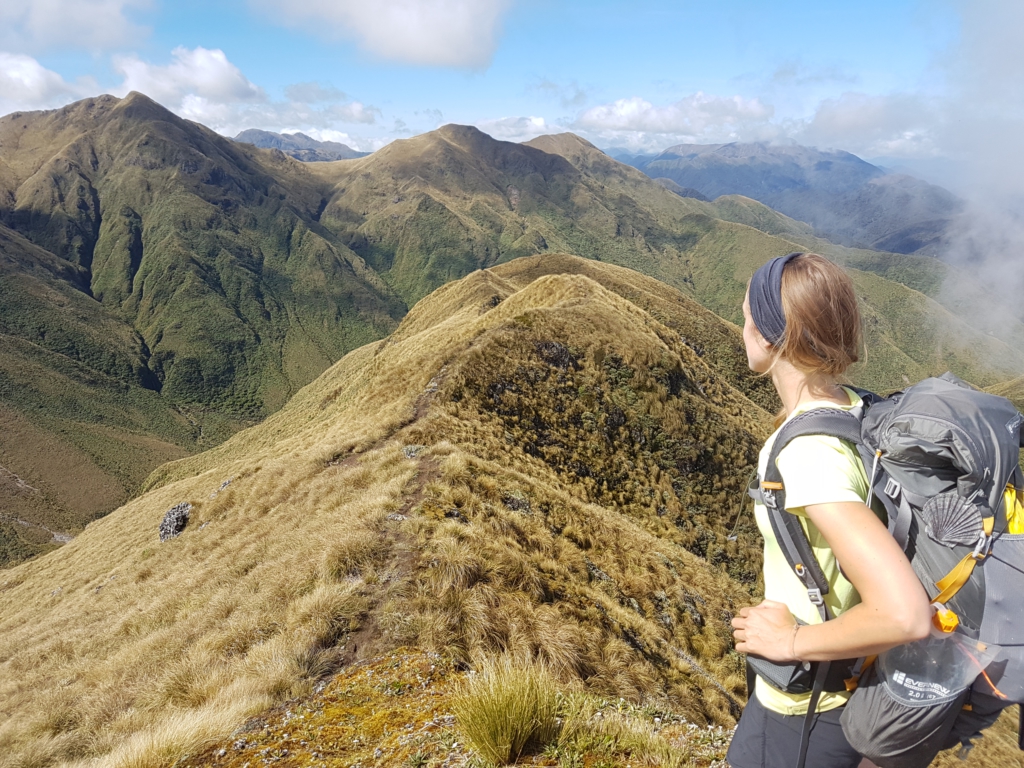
[742,290,772,373]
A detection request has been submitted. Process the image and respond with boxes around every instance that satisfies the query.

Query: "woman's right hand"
[732,599,800,661]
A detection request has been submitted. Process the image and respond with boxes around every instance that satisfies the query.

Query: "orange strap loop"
[933,516,994,605]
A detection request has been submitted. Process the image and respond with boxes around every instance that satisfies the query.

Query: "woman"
[727,253,933,768]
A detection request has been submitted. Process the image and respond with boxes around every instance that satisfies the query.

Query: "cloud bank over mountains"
[0,45,383,148]
[0,52,97,111]
[572,93,777,149]
[112,47,382,139]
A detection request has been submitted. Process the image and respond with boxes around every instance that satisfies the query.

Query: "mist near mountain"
[621,142,963,257]
[233,129,369,161]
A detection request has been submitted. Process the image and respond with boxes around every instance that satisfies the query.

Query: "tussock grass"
[11,252,1002,767]
[452,655,561,765]
[1,256,767,767]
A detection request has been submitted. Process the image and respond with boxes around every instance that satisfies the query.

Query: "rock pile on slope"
[159,502,192,541]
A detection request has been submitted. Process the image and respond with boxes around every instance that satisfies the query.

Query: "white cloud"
[796,92,939,159]
[250,0,512,68]
[568,89,943,160]
[113,47,266,105]
[0,52,95,113]
[571,92,775,151]
[103,47,381,139]
[474,115,555,143]
[0,45,383,147]
[0,0,149,54]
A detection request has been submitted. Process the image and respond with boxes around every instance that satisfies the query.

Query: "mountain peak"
[435,123,490,141]
[524,132,599,155]
[111,90,180,124]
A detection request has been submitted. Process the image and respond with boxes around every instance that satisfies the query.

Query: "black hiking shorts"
[726,693,862,768]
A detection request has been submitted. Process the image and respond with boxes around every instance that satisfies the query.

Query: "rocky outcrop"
[159,502,192,541]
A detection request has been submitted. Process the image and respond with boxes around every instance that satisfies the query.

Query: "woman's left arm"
[732,500,933,662]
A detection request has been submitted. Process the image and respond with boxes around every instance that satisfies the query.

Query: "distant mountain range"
[1,93,1021,566]
[233,129,369,161]
[612,142,963,256]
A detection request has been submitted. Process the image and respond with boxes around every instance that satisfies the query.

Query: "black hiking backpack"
[747,373,1024,768]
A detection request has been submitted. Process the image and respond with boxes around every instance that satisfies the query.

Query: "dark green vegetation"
[0,94,403,563]
[2,93,1022,568]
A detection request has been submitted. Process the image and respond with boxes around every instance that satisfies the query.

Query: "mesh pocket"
[841,664,967,768]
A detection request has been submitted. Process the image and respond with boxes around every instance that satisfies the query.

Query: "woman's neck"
[770,359,847,417]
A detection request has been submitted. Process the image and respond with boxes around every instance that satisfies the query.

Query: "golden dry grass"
[23,254,1014,768]
[452,655,561,764]
[0,255,771,768]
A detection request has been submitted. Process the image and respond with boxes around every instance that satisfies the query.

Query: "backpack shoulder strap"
[762,407,866,502]
[748,405,870,768]
[750,407,866,623]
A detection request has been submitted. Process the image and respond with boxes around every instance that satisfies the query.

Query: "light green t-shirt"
[753,387,873,716]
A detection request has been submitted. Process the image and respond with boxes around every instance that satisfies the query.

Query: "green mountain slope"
[0,93,403,412]
[2,98,1021,569]
[0,220,200,561]
[0,94,407,562]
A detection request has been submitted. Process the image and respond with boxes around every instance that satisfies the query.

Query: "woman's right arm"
[733,499,932,662]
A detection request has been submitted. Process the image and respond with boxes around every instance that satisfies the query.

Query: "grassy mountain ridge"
[0,255,772,767]
[4,254,1020,768]
[0,92,404,412]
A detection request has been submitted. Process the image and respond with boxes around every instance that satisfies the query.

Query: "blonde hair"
[761,254,862,428]
[772,253,861,377]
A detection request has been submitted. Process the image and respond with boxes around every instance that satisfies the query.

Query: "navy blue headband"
[749,252,801,345]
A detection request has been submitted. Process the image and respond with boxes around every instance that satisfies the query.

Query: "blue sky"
[1,1,1021,198]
